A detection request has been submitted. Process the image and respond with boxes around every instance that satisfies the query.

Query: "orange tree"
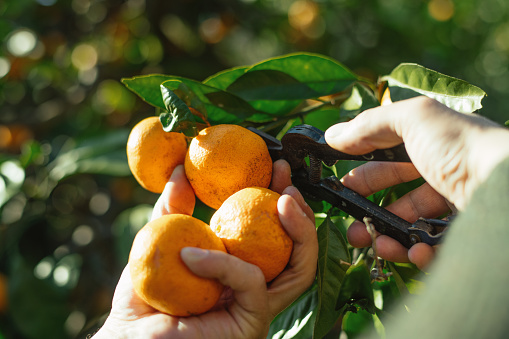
[121,52,487,338]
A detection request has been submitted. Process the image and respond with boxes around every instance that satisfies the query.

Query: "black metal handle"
[292,170,445,248]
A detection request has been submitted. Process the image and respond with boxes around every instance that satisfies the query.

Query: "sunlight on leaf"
[381,63,486,113]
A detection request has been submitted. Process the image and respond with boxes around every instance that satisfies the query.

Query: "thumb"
[324,105,404,155]
[180,248,269,315]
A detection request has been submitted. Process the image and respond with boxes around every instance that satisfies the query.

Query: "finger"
[408,243,436,271]
[151,165,195,220]
[324,103,406,155]
[341,162,420,197]
[346,183,449,249]
[375,235,410,263]
[346,220,374,248]
[382,182,450,222]
[270,159,292,194]
[281,185,315,222]
[268,193,318,315]
[180,248,269,316]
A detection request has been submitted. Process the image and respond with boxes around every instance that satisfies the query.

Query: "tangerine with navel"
[210,187,293,282]
[185,124,273,209]
[127,116,188,193]
[129,214,226,317]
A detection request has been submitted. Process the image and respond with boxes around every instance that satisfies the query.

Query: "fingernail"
[181,247,208,263]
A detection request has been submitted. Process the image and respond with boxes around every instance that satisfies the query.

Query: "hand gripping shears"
[249,124,448,249]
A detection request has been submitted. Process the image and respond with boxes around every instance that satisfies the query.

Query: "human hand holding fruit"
[93,160,318,339]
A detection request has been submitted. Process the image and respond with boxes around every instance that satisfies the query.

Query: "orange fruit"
[127,116,188,193]
[129,214,226,317]
[380,88,392,106]
[185,124,272,209]
[210,187,293,282]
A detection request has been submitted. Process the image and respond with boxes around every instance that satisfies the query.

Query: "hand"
[93,164,318,339]
[324,96,509,269]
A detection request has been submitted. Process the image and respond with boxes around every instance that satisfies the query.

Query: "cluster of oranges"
[126,116,293,317]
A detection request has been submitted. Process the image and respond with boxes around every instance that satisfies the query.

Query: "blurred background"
[1,0,508,338]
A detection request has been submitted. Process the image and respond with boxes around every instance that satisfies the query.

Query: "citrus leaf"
[387,262,425,295]
[202,66,249,90]
[121,74,176,110]
[314,216,351,339]
[336,259,376,314]
[160,83,198,136]
[342,309,376,338]
[339,83,379,118]
[381,63,486,113]
[266,286,318,339]
[161,79,259,125]
[226,52,359,101]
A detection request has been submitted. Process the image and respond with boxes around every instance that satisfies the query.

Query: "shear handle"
[292,169,445,248]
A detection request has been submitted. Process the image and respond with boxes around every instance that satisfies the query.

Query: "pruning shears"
[249,124,448,249]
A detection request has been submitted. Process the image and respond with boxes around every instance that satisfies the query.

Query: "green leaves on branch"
[122,54,486,136]
[122,53,363,132]
[381,63,486,113]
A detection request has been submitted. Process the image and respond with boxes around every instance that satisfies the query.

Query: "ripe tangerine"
[129,214,226,317]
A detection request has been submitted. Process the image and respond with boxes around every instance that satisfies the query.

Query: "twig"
[363,217,392,282]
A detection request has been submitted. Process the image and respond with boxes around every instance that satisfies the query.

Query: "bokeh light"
[0,57,10,78]
[71,43,98,71]
[428,0,455,21]
[6,29,38,57]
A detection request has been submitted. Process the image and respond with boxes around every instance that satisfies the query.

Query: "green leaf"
[336,260,376,314]
[247,99,302,121]
[160,83,198,136]
[372,311,386,339]
[266,286,318,339]
[339,83,379,118]
[304,108,343,131]
[122,74,176,110]
[342,309,375,338]
[381,63,486,113]
[313,216,351,339]
[227,52,359,101]
[387,262,425,295]
[160,79,258,125]
[202,66,249,90]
